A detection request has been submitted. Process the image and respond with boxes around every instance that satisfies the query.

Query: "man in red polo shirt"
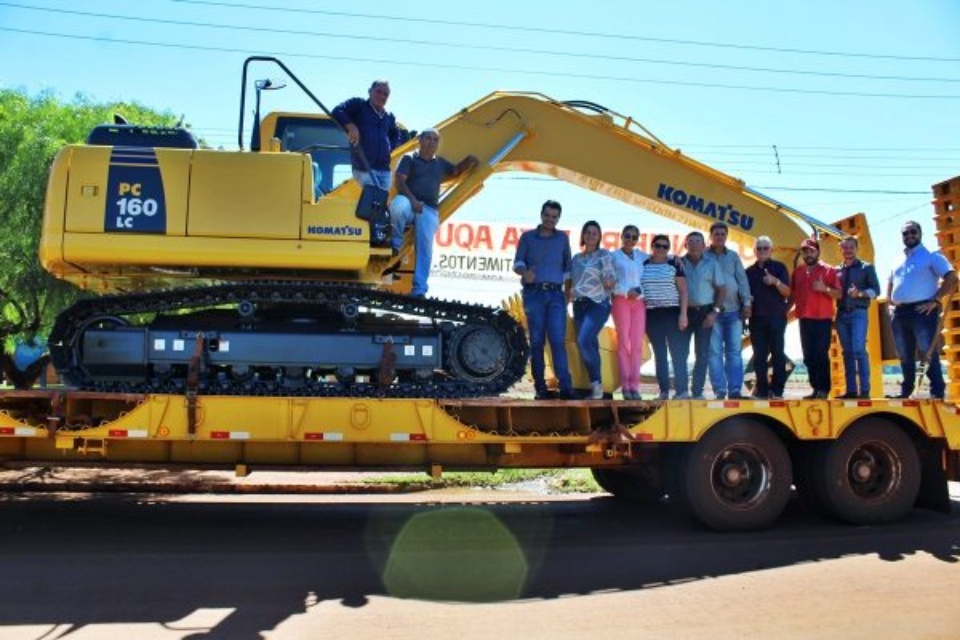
[791,238,841,399]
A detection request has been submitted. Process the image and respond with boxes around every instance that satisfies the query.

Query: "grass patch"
[367,468,602,493]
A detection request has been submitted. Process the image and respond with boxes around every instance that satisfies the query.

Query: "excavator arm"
[420,92,865,267]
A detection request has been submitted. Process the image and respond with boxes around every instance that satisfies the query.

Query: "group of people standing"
[515,204,957,401]
[514,209,759,401]
[332,80,958,402]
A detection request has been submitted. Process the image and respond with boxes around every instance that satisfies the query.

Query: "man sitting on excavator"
[389,128,477,298]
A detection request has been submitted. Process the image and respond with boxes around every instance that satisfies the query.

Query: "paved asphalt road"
[0,484,958,640]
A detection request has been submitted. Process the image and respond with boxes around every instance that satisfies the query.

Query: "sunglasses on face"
[622,234,638,240]
[652,243,669,249]
[902,229,919,237]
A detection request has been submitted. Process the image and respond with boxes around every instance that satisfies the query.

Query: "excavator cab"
[262,114,353,199]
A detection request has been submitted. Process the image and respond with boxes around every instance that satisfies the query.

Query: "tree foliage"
[0,89,177,348]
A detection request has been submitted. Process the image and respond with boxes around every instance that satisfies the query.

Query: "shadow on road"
[0,493,956,638]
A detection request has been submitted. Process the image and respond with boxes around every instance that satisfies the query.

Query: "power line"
[2,27,959,100]
[678,144,960,151]
[735,169,942,177]
[168,0,960,64]
[702,160,958,170]
[3,2,957,85]
[871,202,932,224]
[755,186,928,194]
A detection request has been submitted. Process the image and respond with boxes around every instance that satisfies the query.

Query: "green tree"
[0,89,177,352]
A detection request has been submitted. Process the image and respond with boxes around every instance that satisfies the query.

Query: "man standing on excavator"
[332,80,401,188]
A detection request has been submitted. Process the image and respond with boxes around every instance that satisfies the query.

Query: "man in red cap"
[791,237,841,399]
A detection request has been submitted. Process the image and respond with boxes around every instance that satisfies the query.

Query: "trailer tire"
[813,419,921,525]
[682,420,792,531]
[591,467,663,504]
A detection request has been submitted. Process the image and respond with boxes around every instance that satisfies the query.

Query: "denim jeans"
[645,307,688,395]
[748,314,788,397]
[573,297,612,384]
[708,310,744,396]
[683,306,713,396]
[892,304,945,397]
[836,308,870,396]
[522,288,572,394]
[799,318,833,394]
[352,169,393,189]
[389,195,438,296]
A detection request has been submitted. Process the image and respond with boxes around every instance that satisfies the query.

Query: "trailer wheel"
[682,420,792,531]
[813,420,921,525]
[591,468,663,504]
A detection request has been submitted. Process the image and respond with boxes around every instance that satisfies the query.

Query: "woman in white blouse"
[568,220,616,399]
[611,225,649,400]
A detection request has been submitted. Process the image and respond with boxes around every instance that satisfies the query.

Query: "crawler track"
[49,282,528,398]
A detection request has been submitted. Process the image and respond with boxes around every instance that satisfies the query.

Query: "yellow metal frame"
[1,392,957,468]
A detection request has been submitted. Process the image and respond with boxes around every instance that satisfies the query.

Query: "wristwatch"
[712,306,723,313]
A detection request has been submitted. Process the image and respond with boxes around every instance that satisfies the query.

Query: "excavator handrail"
[238,55,339,151]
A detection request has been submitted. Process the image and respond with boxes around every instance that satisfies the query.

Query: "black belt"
[896,300,935,310]
[689,304,712,312]
[523,283,563,292]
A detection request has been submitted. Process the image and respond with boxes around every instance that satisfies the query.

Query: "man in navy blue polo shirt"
[514,200,574,400]
[332,80,401,189]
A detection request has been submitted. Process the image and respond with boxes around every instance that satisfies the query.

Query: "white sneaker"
[590,382,604,399]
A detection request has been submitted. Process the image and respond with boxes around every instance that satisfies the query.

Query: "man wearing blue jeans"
[827,236,880,398]
[389,129,478,297]
[886,221,957,399]
[680,231,725,399]
[514,200,574,400]
[706,222,752,399]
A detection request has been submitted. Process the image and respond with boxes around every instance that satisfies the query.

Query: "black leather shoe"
[885,392,911,399]
[558,389,578,400]
[535,390,558,400]
[836,392,859,399]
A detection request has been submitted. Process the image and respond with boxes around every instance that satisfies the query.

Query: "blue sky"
[1,0,959,277]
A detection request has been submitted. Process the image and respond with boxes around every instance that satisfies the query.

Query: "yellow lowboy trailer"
[1,390,958,531]
[8,57,960,532]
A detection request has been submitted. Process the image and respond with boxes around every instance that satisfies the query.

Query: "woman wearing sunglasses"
[611,225,648,400]
[569,220,617,399]
[641,234,689,400]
